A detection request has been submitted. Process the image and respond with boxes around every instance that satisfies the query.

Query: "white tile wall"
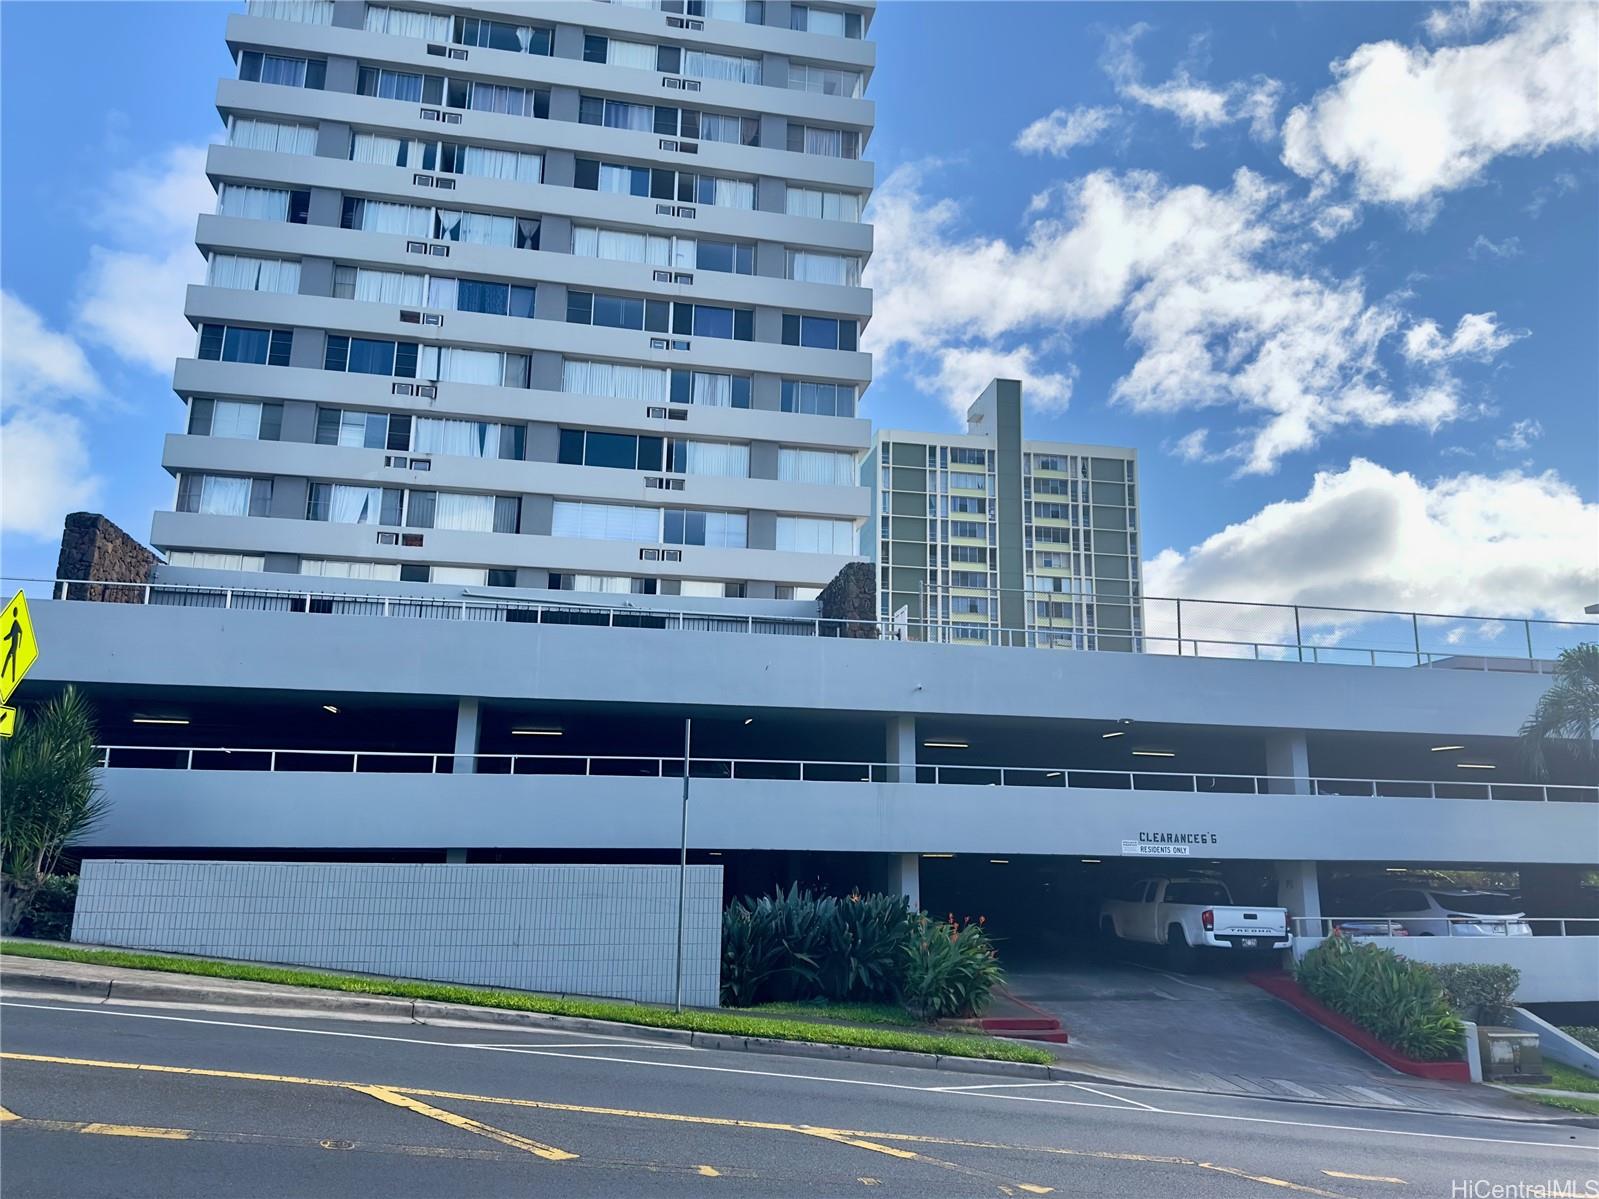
[72,859,723,1007]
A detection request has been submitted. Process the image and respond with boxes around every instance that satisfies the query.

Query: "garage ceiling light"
[1430,744,1466,752]
[512,727,562,736]
[921,852,955,858]
[1080,858,1102,864]
[132,717,188,725]
[743,718,754,725]
[923,740,968,749]
[1457,762,1496,770]
[1101,731,1126,739]
[989,859,1009,864]
[322,705,339,714]
[1131,749,1176,758]
[1045,771,1062,778]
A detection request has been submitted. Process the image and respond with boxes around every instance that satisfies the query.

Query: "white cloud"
[1282,5,1599,207]
[1,292,105,403]
[917,346,1076,420]
[1526,169,1580,218]
[1401,312,1524,364]
[1423,0,1505,42]
[865,163,1512,473]
[1014,105,1119,157]
[1143,458,1599,624]
[75,144,211,374]
[0,411,104,539]
[1103,25,1284,142]
[1468,234,1521,259]
[1494,417,1542,454]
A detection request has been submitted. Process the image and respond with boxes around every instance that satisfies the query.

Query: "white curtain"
[597,165,636,195]
[168,551,265,571]
[330,485,382,525]
[434,492,496,532]
[198,476,251,516]
[803,127,847,157]
[562,360,668,402]
[363,4,449,39]
[573,226,672,265]
[571,575,633,594]
[258,55,308,86]
[356,268,425,306]
[218,185,289,221]
[469,83,534,117]
[461,145,540,182]
[423,346,503,385]
[684,50,761,84]
[689,372,732,407]
[350,132,405,165]
[779,448,855,486]
[360,200,431,237]
[684,442,749,478]
[789,65,861,97]
[552,502,659,542]
[432,566,488,585]
[302,559,400,580]
[788,251,859,285]
[438,210,514,246]
[776,517,853,554]
[247,0,332,23]
[603,101,654,132]
[336,412,369,448]
[702,0,751,18]
[803,7,847,35]
[710,178,755,209]
[607,39,657,70]
[208,254,299,294]
[414,417,496,457]
[425,276,458,311]
[230,118,317,154]
[702,512,748,548]
[698,113,743,144]
[786,187,861,221]
[210,401,263,440]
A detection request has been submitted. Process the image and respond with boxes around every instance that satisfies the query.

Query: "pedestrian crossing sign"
[0,706,14,738]
[0,590,39,706]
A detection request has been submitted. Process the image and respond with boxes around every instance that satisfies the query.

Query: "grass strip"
[1527,1093,1599,1117]
[748,1001,921,1028]
[0,941,1052,1065]
[1526,1062,1599,1096]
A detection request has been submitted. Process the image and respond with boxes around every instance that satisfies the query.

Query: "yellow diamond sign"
[0,590,39,706]
[0,706,14,738]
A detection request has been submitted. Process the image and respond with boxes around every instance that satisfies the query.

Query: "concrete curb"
[1,969,1092,1082]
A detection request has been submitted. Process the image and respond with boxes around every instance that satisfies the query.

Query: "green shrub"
[1296,935,1464,1061]
[721,884,834,1006]
[1429,963,1520,1024]
[14,874,77,942]
[818,892,913,1004]
[902,915,1004,1021]
[1564,1026,1599,1053]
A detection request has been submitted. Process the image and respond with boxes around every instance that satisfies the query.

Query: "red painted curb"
[1247,972,1470,1083]
[981,988,1069,1043]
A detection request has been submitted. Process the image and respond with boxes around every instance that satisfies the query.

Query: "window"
[787,62,862,97]
[786,250,861,286]
[560,359,667,402]
[950,545,987,564]
[679,441,749,477]
[207,254,300,294]
[301,559,402,580]
[778,448,855,486]
[584,34,658,71]
[573,159,754,209]
[775,517,854,554]
[680,48,761,85]
[247,0,333,21]
[697,111,761,146]
[950,570,988,588]
[306,483,402,525]
[552,501,660,542]
[572,226,752,275]
[780,380,856,417]
[418,276,534,317]
[449,78,549,118]
[785,187,862,222]
[238,50,325,89]
[559,429,665,472]
[781,315,858,351]
[196,324,293,366]
[364,5,450,40]
[670,369,751,408]
[340,197,432,237]
[323,335,419,378]
[405,490,515,533]
[949,520,985,539]
[434,209,540,249]
[786,124,859,158]
[333,266,424,305]
[188,399,282,441]
[950,471,987,491]
[672,303,753,340]
[439,142,542,183]
[454,14,552,55]
[316,407,408,450]
[356,66,426,101]
[166,551,267,572]
[414,416,523,459]
[228,117,318,155]
[790,5,863,37]
[421,345,531,388]
[566,290,668,333]
[578,95,656,132]
[664,509,747,548]
[175,473,273,518]
[218,184,309,223]
[951,447,987,466]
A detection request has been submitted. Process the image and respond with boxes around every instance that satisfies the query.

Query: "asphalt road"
[0,996,1593,1198]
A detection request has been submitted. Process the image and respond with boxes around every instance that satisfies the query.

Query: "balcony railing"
[12,575,1596,673]
[91,745,1599,802]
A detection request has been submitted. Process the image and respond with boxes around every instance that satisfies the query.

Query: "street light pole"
[674,716,692,1013]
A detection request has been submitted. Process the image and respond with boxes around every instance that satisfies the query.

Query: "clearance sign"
[1120,831,1219,857]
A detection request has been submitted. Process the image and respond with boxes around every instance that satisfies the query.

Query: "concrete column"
[453,697,480,775]
[885,715,915,783]
[1265,730,1311,794]
[885,853,920,912]
[1276,860,1322,948]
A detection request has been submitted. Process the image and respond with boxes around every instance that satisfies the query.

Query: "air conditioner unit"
[385,454,408,467]
[655,203,675,216]
[677,141,699,154]
[416,384,438,399]
[673,272,693,284]
[646,406,668,419]
[666,16,686,27]
[420,108,442,121]
[645,477,685,490]
[428,244,450,256]
[406,241,428,254]
[666,408,688,421]
[652,270,671,282]
[442,112,462,125]
[410,458,431,470]
[663,77,683,89]
[683,79,701,91]
[663,548,683,561]
[649,337,669,350]
[392,382,415,395]
[434,177,456,190]
[448,48,468,60]
[676,206,696,218]
[640,547,661,561]
[660,139,679,151]
[670,339,690,351]
[401,533,425,548]
[413,173,434,187]
[686,19,703,29]
[425,43,446,56]
[421,313,443,326]
[400,310,422,324]
[376,532,399,545]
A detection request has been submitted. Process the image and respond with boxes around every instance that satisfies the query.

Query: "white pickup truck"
[1099,878,1292,967]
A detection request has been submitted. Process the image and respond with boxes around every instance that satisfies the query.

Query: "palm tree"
[1520,644,1599,778]
[1,687,107,934]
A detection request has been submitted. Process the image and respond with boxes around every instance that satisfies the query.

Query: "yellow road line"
[0,1107,18,1123]
[798,1127,920,1160]
[695,1164,721,1177]
[77,1123,191,1141]
[1199,1162,1346,1196]
[1323,1171,1406,1184]
[351,1085,577,1162]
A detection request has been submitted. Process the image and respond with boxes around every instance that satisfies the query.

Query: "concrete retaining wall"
[71,859,723,1007]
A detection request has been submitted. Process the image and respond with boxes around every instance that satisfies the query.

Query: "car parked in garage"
[1098,877,1292,968]
[1367,888,1533,937]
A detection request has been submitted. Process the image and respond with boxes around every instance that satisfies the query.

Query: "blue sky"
[1,1,1595,620]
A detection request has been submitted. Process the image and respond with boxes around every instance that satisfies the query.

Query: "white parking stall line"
[928,1081,1072,1093]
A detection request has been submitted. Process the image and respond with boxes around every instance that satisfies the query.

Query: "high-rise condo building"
[159,0,874,600]
[867,380,1143,649]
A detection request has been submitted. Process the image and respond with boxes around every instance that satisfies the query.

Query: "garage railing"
[91,745,1599,803]
[1293,917,1599,937]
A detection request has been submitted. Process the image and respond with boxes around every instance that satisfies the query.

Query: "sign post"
[0,590,40,738]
